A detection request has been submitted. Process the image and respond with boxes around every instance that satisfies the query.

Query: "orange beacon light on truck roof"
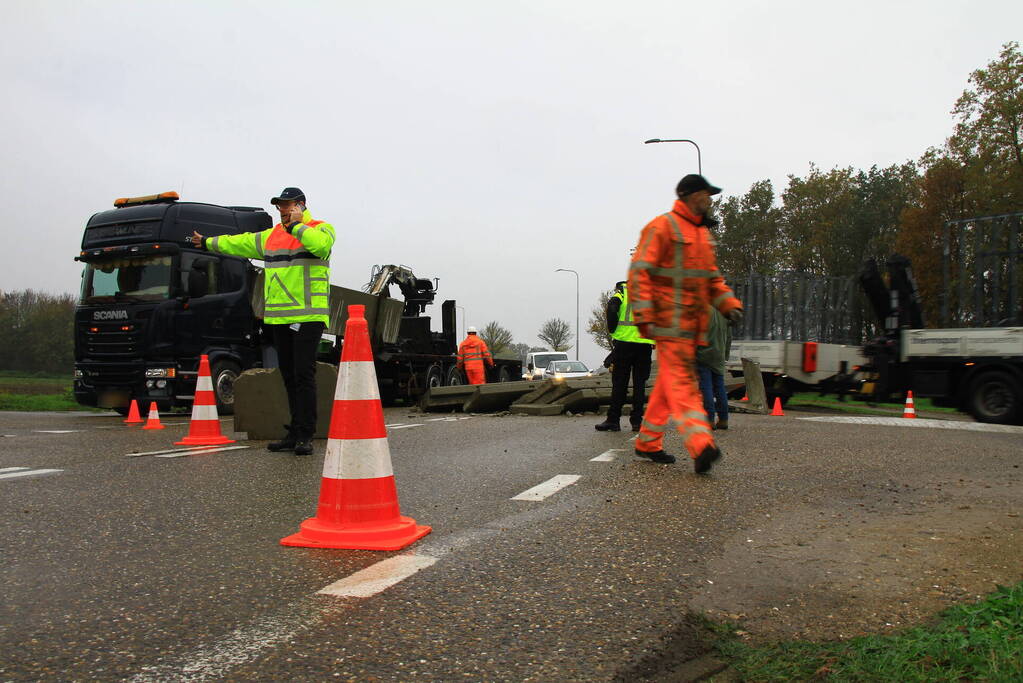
[113,191,180,207]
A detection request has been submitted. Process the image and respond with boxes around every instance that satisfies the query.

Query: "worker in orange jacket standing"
[628,174,743,473]
[457,326,494,385]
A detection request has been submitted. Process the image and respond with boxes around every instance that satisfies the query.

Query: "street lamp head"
[644,139,662,144]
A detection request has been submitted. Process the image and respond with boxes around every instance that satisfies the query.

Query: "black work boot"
[635,448,676,464]
[267,425,296,452]
[595,420,621,432]
[694,444,722,474]
[630,422,642,433]
[293,438,313,456]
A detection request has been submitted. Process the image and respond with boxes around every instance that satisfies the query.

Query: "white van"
[523,351,569,380]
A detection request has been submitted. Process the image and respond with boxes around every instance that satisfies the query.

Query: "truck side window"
[219,258,245,293]
[180,253,220,297]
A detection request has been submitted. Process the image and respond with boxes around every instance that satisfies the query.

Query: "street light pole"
[555,268,579,360]
[644,138,702,175]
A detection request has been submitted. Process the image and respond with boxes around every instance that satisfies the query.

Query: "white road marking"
[155,445,251,458]
[33,430,81,434]
[384,423,405,427]
[458,417,472,420]
[390,423,424,430]
[512,474,582,501]
[427,417,458,422]
[127,445,250,458]
[591,449,625,462]
[799,416,1023,434]
[0,466,30,473]
[0,468,63,480]
[318,554,438,597]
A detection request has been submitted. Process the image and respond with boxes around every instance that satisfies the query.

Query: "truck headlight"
[145,368,176,379]
[73,369,83,379]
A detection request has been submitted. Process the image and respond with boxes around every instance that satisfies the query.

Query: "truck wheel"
[424,365,444,390]
[446,366,463,386]
[967,371,1021,425]
[212,360,241,415]
[498,366,512,383]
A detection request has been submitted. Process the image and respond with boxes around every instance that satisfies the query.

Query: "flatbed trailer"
[726,340,865,404]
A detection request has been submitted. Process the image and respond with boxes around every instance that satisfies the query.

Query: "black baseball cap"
[676,174,721,197]
[270,187,306,205]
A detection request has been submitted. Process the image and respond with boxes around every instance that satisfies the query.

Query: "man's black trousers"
[607,340,653,425]
[271,321,325,440]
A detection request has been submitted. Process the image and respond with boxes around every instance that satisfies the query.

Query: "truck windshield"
[532,354,565,369]
[80,255,174,303]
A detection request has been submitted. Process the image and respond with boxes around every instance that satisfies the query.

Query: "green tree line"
[715,41,1022,326]
[0,290,77,375]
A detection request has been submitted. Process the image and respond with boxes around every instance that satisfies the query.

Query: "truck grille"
[79,363,143,387]
[81,321,145,361]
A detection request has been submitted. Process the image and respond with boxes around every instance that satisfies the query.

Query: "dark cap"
[270,187,306,205]
[676,174,721,197]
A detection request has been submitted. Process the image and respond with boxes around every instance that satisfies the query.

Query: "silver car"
[543,360,591,380]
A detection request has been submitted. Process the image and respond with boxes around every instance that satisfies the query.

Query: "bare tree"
[537,318,573,352]
[480,321,513,355]
[586,289,615,351]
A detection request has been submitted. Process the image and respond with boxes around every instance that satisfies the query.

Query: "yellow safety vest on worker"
[204,209,335,326]
[610,284,655,345]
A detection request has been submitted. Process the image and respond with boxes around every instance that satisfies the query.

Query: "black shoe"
[635,448,676,464]
[595,420,621,432]
[293,438,313,456]
[694,444,722,474]
[630,423,641,433]
[715,420,729,430]
[267,430,297,452]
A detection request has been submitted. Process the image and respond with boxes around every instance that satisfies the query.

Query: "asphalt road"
[1,406,1021,681]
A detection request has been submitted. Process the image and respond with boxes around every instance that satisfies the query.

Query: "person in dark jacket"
[697,306,732,429]
[595,281,655,432]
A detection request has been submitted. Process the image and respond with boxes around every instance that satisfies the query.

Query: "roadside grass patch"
[0,374,96,411]
[787,392,958,416]
[710,581,1023,681]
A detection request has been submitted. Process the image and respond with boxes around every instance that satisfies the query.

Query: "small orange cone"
[902,390,917,419]
[123,399,144,424]
[770,396,785,416]
[281,304,431,551]
[175,355,235,446]
[142,402,165,430]
[740,393,749,402]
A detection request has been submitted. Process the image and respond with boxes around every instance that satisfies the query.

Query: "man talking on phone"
[190,187,335,456]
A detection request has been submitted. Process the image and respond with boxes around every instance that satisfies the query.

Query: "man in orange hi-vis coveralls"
[457,326,494,385]
[628,174,743,473]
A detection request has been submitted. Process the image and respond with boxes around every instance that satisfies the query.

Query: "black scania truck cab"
[73,192,272,414]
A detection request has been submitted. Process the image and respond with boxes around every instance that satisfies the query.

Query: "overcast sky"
[2,0,1019,367]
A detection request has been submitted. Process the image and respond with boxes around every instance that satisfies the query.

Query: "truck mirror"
[527,363,534,371]
[188,259,211,298]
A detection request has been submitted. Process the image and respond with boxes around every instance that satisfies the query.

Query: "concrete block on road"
[233,363,338,439]
[554,388,611,413]
[462,380,542,413]
[510,403,565,416]
[419,384,477,412]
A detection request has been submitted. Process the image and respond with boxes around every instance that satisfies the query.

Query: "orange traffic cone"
[142,402,165,430]
[123,399,144,424]
[902,390,917,419]
[281,304,431,551]
[770,396,785,416]
[175,355,235,446]
[740,393,749,402]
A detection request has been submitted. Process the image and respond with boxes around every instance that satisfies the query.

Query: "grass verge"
[709,581,1023,681]
[0,390,89,411]
[787,392,959,416]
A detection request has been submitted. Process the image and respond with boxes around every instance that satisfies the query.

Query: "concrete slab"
[419,384,477,412]
[554,388,612,413]
[509,403,565,416]
[233,362,338,439]
[461,381,542,413]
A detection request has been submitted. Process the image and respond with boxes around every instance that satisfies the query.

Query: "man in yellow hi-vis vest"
[190,187,335,456]
[595,281,655,433]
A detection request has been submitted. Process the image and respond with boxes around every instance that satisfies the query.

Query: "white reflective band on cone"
[189,403,220,421]
[196,375,214,392]
[322,437,393,480]
[333,361,380,401]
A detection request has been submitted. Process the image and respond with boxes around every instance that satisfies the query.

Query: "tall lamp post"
[555,268,579,360]
[644,138,701,175]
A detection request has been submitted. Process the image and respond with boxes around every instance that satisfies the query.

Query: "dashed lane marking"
[127,445,251,458]
[390,424,425,430]
[799,416,1023,434]
[591,449,626,462]
[155,445,252,458]
[427,417,459,422]
[33,430,82,434]
[318,554,439,597]
[0,467,63,481]
[511,474,582,501]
